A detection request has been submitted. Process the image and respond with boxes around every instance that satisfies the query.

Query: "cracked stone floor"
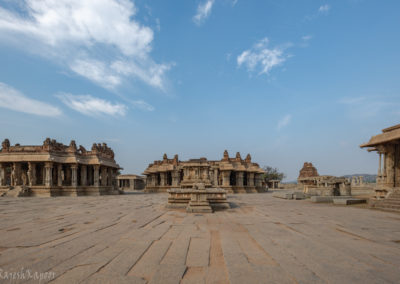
[0,192,400,284]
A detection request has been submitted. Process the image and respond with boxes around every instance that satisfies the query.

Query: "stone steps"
[371,190,400,212]
[374,204,400,212]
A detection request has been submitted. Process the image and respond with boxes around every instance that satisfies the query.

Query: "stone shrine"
[297,162,351,196]
[0,138,120,197]
[167,182,230,213]
[361,124,400,211]
[360,124,400,190]
[143,150,266,193]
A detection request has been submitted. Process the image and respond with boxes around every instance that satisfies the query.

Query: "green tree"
[262,166,286,183]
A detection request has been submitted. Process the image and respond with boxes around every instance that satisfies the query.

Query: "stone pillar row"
[0,162,116,188]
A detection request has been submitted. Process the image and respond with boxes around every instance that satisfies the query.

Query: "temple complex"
[0,138,120,197]
[143,150,266,193]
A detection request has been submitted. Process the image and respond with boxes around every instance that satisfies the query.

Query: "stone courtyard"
[0,193,399,284]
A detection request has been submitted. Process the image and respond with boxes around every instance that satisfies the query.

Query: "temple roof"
[360,124,400,148]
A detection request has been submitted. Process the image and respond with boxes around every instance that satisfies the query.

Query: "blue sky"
[0,0,399,181]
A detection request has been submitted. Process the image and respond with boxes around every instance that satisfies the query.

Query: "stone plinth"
[186,190,212,213]
[167,187,230,213]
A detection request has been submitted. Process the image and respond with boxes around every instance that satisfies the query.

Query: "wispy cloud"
[319,4,331,13]
[111,60,174,90]
[0,82,61,117]
[306,4,331,20]
[70,59,121,90]
[57,93,127,117]
[302,35,313,41]
[0,0,171,90]
[277,114,292,130]
[131,100,155,112]
[237,38,290,75]
[193,0,215,25]
[339,96,399,119]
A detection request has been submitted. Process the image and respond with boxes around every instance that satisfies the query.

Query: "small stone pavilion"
[360,124,400,191]
[117,174,146,191]
[0,138,120,197]
[143,150,266,193]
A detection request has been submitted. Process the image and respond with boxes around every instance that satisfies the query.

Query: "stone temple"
[361,124,400,211]
[297,162,351,196]
[0,138,120,197]
[360,124,400,190]
[143,150,266,193]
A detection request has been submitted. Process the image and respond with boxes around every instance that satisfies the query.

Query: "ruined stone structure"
[117,174,146,191]
[0,138,120,197]
[297,162,351,196]
[351,176,365,187]
[267,179,280,189]
[298,162,319,179]
[143,151,265,193]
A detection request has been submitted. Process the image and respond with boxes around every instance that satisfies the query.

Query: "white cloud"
[277,114,292,130]
[0,82,61,117]
[111,60,173,90]
[0,0,171,90]
[70,59,121,89]
[57,93,127,116]
[131,100,155,112]
[319,4,331,13]
[237,38,289,75]
[302,35,312,41]
[193,0,215,25]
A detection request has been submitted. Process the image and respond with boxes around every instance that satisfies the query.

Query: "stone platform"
[0,194,400,283]
[167,187,230,212]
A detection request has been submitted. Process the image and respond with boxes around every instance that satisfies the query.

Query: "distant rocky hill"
[341,174,377,183]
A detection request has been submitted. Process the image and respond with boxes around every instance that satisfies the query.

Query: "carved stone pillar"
[0,163,4,186]
[255,174,263,187]
[100,167,107,186]
[28,162,36,186]
[93,165,100,187]
[44,162,53,187]
[57,164,62,186]
[71,164,78,187]
[378,153,382,177]
[11,163,21,186]
[81,165,87,186]
[107,167,113,186]
[248,172,255,186]
[172,170,179,187]
[385,145,395,187]
[160,172,166,186]
[112,169,117,189]
[236,172,244,187]
[213,169,218,186]
[222,171,231,186]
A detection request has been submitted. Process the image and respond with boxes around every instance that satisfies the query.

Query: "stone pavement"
[0,193,399,284]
